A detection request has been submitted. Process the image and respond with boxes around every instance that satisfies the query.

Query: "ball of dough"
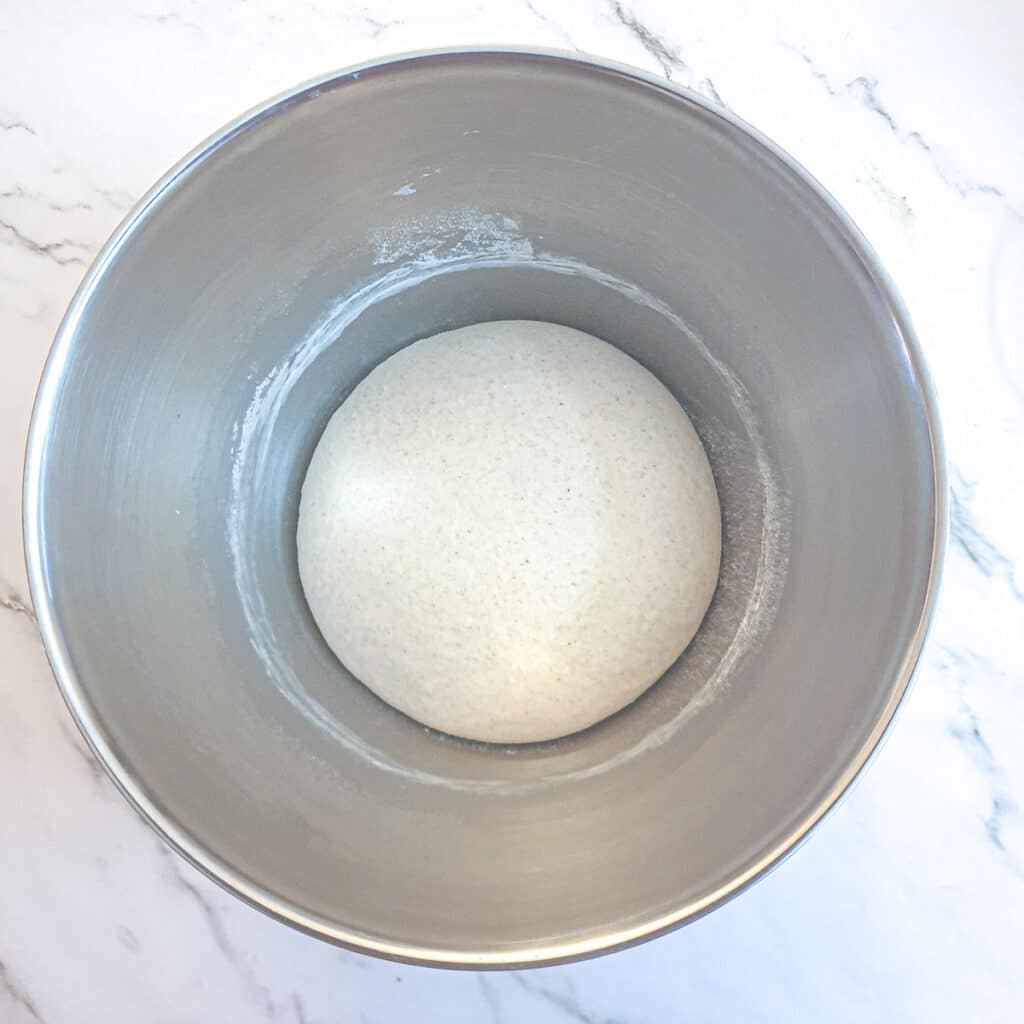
[297,320,721,744]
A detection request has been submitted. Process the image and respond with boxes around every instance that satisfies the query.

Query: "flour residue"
[370,207,534,267]
[227,207,789,793]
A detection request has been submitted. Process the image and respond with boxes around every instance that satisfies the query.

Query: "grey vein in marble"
[698,76,724,104]
[290,993,310,1024]
[0,117,36,136]
[950,471,1023,601]
[952,696,1011,850]
[116,925,140,953]
[359,13,403,39]
[513,973,625,1024]
[0,186,95,214]
[523,0,583,53]
[787,46,1022,216]
[156,845,246,962]
[91,184,135,213]
[154,844,307,1022]
[0,585,36,626]
[477,975,506,1024]
[57,718,108,786]
[607,2,726,107]
[0,220,91,267]
[0,960,43,1022]
[609,0,687,79]
[4,299,49,323]
[858,172,916,224]
[136,11,202,34]
[936,645,1020,864]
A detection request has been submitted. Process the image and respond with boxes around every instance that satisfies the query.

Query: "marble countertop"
[2,1,1022,1020]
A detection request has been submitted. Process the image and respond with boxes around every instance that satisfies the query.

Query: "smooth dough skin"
[297,320,721,744]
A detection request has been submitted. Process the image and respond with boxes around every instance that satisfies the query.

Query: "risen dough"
[297,320,721,744]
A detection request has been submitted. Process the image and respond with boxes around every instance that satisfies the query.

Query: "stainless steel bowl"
[24,49,946,967]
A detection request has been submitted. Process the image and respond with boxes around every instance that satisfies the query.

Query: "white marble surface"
[2,1,1022,1020]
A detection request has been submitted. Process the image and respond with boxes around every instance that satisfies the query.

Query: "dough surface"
[297,320,721,743]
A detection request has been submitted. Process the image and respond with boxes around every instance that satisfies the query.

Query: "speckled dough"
[297,320,722,744]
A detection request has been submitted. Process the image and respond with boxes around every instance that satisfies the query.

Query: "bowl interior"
[30,52,942,964]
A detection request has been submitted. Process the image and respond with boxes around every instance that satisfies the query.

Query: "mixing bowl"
[24,49,945,966]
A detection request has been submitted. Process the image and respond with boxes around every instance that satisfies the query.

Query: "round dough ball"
[297,320,721,744]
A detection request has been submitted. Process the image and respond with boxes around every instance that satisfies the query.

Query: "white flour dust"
[370,207,533,267]
[227,207,789,793]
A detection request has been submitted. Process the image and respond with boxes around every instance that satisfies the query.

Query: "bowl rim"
[22,45,948,969]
